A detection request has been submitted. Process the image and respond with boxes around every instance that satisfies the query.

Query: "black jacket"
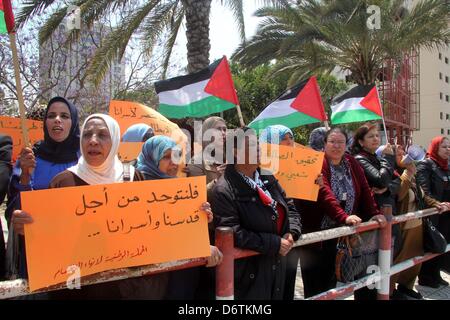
[416,158,450,203]
[354,152,400,212]
[0,134,12,205]
[210,165,301,300]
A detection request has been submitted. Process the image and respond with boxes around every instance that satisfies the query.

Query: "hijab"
[427,136,449,171]
[33,96,80,163]
[136,135,179,180]
[68,114,135,184]
[259,125,293,145]
[121,123,154,142]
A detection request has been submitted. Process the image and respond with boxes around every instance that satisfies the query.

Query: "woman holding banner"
[12,114,145,298]
[6,97,80,282]
[211,127,301,300]
[135,135,223,300]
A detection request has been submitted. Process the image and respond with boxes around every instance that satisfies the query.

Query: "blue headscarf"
[259,125,293,144]
[122,123,154,142]
[136,135,178,180]
[33,96,80,163]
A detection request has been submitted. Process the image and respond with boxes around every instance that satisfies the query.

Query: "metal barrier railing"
[0,206,448,300]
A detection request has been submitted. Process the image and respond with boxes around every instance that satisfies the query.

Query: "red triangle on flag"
[290,76,327,121]
[360,86,382,116]
[204,56,239,105]
[1,0,15,34]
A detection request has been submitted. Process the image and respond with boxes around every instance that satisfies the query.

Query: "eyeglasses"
[327,140,346,146]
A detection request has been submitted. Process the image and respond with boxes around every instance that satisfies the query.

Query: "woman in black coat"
[350,122,401,300]
[210,128,301,300]
[416,136,450,288]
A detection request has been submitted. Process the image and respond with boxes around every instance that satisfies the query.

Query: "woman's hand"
[315,174,324,187]
[181,166,190,175]
[200,202,213,223]
[345,215,362,226]
[436,202,450,214]
[12,210,33,235]
[382,143,394,156]
[279,233,293,256]
[370,214,387,227]
[18,147,36,184]
[206,245,223,267]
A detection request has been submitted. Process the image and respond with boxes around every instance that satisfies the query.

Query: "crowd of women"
[0,96,450,300]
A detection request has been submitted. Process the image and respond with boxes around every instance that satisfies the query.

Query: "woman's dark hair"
[350,122,379,155]
[324,127,348,144]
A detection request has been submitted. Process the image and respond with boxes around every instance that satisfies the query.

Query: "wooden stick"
[8,33,30,146]
[235,104,245,127]
[8,32,30,147]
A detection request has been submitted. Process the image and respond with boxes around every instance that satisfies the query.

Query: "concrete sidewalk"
[294,262,450,300]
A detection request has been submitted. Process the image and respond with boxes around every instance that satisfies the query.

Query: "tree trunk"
[182,0,212,73]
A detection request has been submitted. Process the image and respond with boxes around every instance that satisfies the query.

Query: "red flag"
[0,0,15,34]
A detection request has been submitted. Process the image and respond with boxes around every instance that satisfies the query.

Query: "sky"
[173,0,263,68]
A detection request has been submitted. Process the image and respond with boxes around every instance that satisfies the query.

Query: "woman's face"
[324,132,347,163]
[46,102,72,142]
[158,149,179,177]
[359,128,380,153]
[212,121,227,147]
[438,138,450,160]
[81,118,112,167]
[280,133,294,147]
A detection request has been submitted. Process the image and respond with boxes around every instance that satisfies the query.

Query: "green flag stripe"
[249,111,320,131]
[0,11,7,34]
[331,109,381,125]
[158,95,235,119]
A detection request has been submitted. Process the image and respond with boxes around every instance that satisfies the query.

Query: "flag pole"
[8,32,30,147]
[323,120,330,130]
[236,104,245,127]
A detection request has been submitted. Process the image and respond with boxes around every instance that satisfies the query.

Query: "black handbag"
[423,218,447,254]
[416,181,448,254]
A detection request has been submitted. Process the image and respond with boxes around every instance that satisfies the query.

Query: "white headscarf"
[68,113,135,185]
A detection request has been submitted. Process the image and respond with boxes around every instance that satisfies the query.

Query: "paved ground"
[293,260,450,300]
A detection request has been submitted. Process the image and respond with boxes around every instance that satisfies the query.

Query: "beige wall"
[413,47,450,149]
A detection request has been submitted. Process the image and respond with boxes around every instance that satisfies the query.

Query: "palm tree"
[16,0,287,86]
[232,0,450,86]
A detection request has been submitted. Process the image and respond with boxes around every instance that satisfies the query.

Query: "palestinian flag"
[154,56,239,118]
[249,76,326,131]
[0,0,14,34]
[330,84,382,124]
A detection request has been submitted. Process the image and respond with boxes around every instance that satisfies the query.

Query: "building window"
[442,129,445,134]
[441,92,444,100]
[446,76,449,83]
[439,53,442,60]
[441,112,444,119]
[446,57,449,64]
[448,129,450,135]
[440,72,443,80]
[447,114,449,120]
[447,95,450,102]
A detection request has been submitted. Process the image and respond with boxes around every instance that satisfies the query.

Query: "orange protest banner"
[118,142,143,162]
[0,116,43,162]
[109,100,188,176]
[21,176,209,291]
[260,144,324,201]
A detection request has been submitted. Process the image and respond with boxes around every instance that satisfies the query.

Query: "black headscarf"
[33,97,80,163]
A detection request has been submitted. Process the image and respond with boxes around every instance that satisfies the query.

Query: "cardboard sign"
[109,100,188,176]
[260,144,324,201]
[0,116,44,162]
[118,142,143,162]
[22,176,209,291]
